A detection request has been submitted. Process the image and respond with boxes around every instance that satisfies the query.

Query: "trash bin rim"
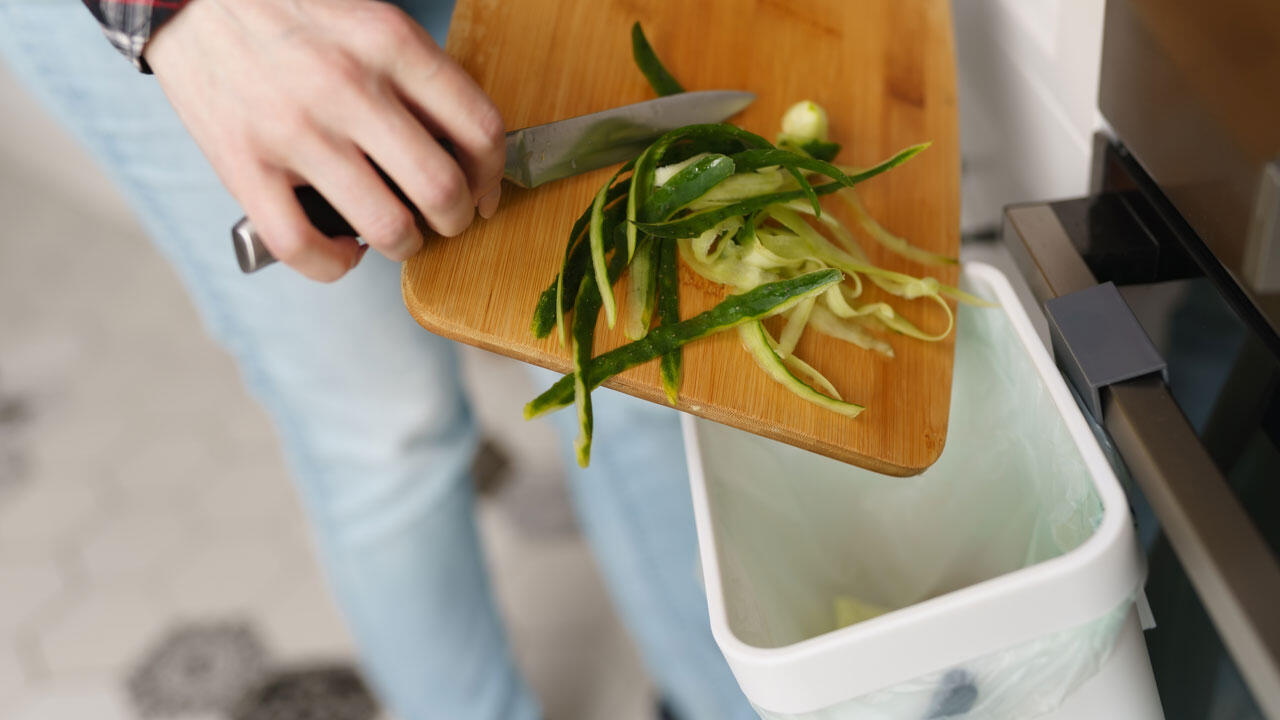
[684,262,1146,715]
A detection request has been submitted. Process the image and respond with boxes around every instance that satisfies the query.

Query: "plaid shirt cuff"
[82,0,193,73]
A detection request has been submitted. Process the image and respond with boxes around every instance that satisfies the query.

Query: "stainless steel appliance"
[998,0,1280,716]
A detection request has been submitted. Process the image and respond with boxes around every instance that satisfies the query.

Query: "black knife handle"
[294,161,418,237]
[232,159,424,274]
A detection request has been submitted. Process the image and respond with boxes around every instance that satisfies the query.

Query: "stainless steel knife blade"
[503,90,756,188]
[232,89,756,273]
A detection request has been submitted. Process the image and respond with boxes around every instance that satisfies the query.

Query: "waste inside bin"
[683,262,1149,719]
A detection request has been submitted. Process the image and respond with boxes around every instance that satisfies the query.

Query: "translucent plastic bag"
[753,601,1130,719]
[686,264,1147,720]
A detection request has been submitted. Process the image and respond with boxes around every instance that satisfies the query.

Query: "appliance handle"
[1003,202,1280,719]
[1105,376,1280,717]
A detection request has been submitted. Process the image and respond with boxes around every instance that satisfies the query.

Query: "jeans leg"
[0,4,536,719]
[531,370,758,720]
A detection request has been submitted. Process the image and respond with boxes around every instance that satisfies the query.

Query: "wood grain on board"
[403,0,959,475]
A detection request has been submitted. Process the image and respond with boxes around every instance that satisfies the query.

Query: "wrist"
[139,0,197,74]
[82,0,195,73]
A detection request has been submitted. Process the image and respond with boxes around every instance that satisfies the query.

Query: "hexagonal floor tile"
[7,678,133,720]
[193,453,303,532]
[167,535,301,617]
[38,584,171,676]
[257,570,355,662]
[19,391,132,491]
[0,445,26,502]
[127,620,267,718]
[0,481,96,547]
[0,643,26,711]
[0,560,67,636]
[231,664,378,720]
[108,432,215,501]
[77,500,191,582]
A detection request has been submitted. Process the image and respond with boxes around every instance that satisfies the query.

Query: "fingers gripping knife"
[230,90,755,273]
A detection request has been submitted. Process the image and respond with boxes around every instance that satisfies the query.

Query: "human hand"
[145,0,504,281]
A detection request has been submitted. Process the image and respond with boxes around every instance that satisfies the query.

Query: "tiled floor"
[0,34,1050,720]
[0,62,651,720]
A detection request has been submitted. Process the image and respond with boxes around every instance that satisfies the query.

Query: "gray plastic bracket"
[1042,281,1168,420]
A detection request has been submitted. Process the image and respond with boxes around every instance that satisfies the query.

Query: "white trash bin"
[683,262,1164,720]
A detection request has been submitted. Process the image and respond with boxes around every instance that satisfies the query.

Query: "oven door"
[999,143,1280,718]
[955,0,1280,712]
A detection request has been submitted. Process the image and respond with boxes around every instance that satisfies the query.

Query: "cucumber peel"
[623,235,657,340]
[525,269,842,419]
[739,321,864,418]
[589,164,630,328]
[656,236,681,404]
[631,22,684,97]
[527,27,975,465]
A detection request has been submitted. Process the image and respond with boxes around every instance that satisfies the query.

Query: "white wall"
[953,0,1107,231]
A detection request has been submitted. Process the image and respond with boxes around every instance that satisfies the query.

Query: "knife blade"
[232,89,755,273]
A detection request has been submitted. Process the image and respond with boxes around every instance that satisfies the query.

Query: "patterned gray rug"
[127,619,377,720]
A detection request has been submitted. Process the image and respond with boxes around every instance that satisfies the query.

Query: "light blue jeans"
[0,2,755,719]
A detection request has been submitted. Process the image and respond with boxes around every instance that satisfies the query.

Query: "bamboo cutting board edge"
[403,0,959,476]
[401,265,929,477]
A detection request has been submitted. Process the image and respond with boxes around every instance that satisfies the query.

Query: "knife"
[231,89,756,273]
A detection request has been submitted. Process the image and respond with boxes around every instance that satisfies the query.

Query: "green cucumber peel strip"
[570,224,634,466]
[572,372,592,466]
[836,189,959,267]
[689,168,790,208]
[739,320,864,417]
[783,351,841,398]
[627,147,654,262]
[937,283,995,307]
[759,298,844,396]
[862,269,989,308]
[780,198,869,262]
[623,235,657,340]
[868,293,955,342]
[629,124,770,260]
[636,181,844,238]
[640,154,735,223]
[571,274,597,467]
[789,138,843,162]
[524,269,843,418]
[656,236,681,404]
[677,232,781,292]
[637,141,927,239]
[842,142,930,184]
[534,187,618,339]
[542,175,631,342]
[542,205,595,341]
[809,304,895,357]
[731,146,857,218]
[776,295,816,358]
[731,147,854,186]
[641,236,661,326]
[589,164,634,329]
[552,189,629,341]
[631,22,684,97]
[764,208,983,329]
[572,223,634,369]
[787,166,823,217]
[531,286,558,338]
[620,152,735,340]
[652,152,709,186]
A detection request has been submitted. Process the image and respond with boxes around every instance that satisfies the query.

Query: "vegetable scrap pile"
[526,23,984,466]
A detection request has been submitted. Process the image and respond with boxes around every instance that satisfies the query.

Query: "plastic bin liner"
[752,600,1130,719]
[695,276,1127,719]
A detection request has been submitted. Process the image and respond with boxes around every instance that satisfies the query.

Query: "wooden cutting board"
[403,0,959,476]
